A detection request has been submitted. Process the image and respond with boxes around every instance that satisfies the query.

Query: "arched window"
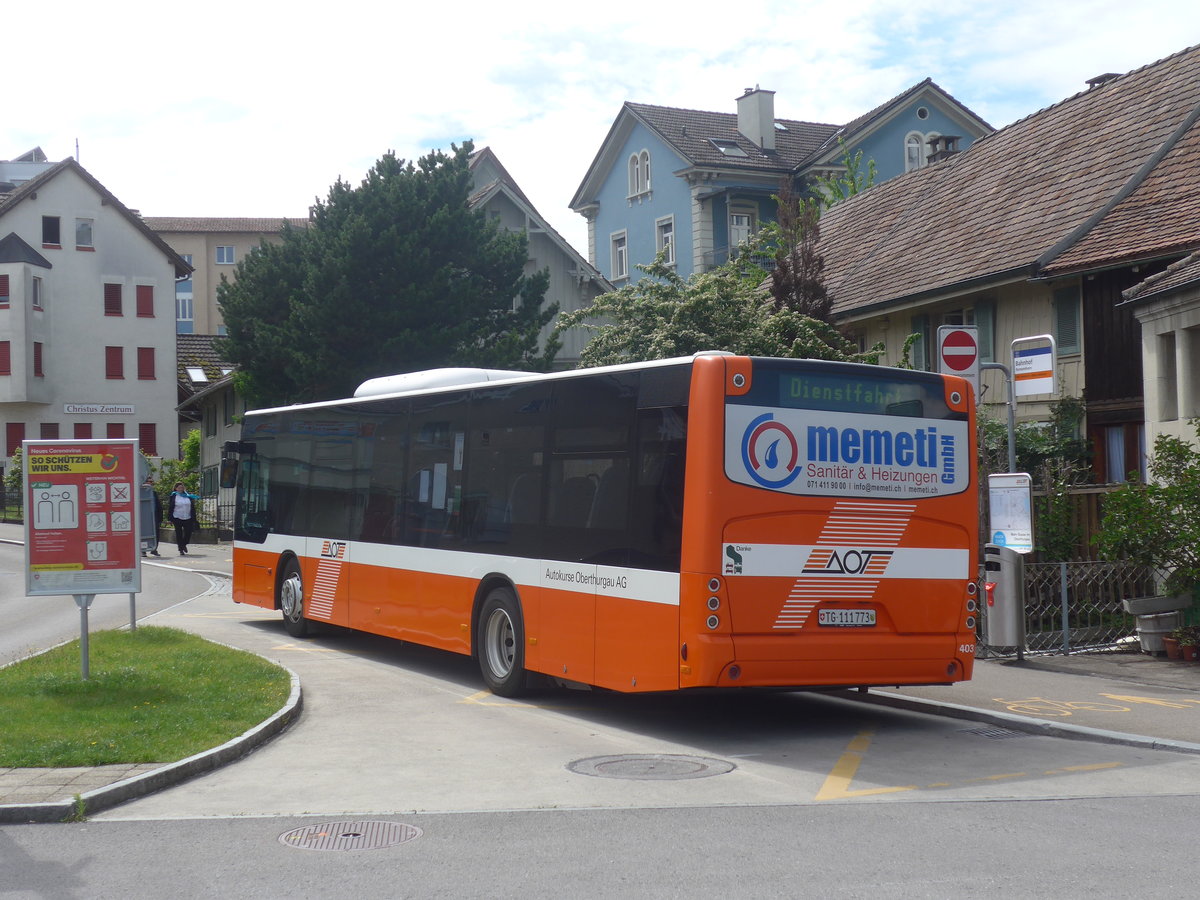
[905,133,925,172]
[628,150,651,196]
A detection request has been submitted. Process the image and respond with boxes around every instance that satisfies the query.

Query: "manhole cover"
[567,753,735,780]
[279,821,422,851]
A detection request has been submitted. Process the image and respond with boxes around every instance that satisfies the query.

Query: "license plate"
[818,609,876,627]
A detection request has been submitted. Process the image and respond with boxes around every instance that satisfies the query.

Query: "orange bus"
[228,353,978,696]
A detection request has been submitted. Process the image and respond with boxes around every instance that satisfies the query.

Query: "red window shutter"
[105,346,124,379]
[136,285,154,317]
[5,422,24,456]
[137,347,155,380]
[0,341,10,375]
[74,423,93,439]
[40,422,59,439]
[33,342,43,376]
[104,283,123,316]
[138,423,158,456]
[107,423,124,439]
[0,274,9,305]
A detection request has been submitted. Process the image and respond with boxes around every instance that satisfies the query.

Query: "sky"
[7,1,1200,259]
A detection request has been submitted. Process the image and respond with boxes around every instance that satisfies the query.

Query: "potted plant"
[1179,626,1200,662]
[1164,627,1185,660]
[1099,420,1200,650]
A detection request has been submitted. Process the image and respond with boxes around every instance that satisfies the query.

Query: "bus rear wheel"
[279,559,311,638]
[477,586,526,697]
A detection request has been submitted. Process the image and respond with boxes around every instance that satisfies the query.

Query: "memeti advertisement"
[24,440,141,596]
[725,405,970,499]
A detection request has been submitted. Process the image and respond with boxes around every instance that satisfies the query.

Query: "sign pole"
[73,594,95,679]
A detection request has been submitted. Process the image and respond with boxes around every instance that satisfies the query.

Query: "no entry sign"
[937,325,980,398]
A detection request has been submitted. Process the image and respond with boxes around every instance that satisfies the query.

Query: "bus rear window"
[734,359,963,420]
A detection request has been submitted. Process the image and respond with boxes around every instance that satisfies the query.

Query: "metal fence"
[980,559,1172,658]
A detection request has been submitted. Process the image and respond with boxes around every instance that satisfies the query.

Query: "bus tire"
[477,586,526,697]
[279,558,311,638]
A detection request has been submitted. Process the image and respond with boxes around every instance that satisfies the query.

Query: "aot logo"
[741,413,801,489]
[320,540,347,559]
[802,548,893,576]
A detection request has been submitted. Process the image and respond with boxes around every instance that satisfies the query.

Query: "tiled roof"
[1123,249,1200,302]
[144,216,308,233]
[819,44,1200,315]
[626,101,839,173]
[177,334,232,389]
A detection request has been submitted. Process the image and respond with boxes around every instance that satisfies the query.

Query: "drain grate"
[568,753,735,780]
[960,726,1028,740]
[279,821,422,851]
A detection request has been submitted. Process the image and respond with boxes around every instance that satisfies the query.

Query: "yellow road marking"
[271,642,339,654]
[458,690,587,711]
[815,730,919,801]
[817,729,1124,801]
[1099,694,1200,709]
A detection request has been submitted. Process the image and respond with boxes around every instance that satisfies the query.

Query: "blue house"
[570,82,992,284]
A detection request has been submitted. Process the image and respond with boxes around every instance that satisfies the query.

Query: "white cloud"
[8,0,1199,257]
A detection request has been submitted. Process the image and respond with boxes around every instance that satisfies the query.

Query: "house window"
[730,209,755,246]
[204,407,217,437]
[224,390,235,426]
[1053,286,1081,354]
[905,133,925,172]
[627,150,651,196]
[32,276,43,310]
[0,340,10,375]
[0,274,8,307]
[176,292,194,334]
[40,422,60,440]
[1158,332,1178,421]
[710,139,748,157]
[656,216,675,265]
[5,422,25,457]
[74,423,93,439]
[136,285,154,317]
[75,218,94,250]
[216,245,235,264]
[33,342,43,377]
[611,232,628,281]
[42,216,61,247]
[138,423,158,456]
[105,346,124,379]
[104,283,123,316]
[137,347,155,380]
[107,423,125,439]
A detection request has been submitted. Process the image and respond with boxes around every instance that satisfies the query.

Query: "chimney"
[926,135,961,164]
[737,87,776,152]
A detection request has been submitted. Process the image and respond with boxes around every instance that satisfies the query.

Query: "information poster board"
[987,472,1033,554]
[24,440,141,596]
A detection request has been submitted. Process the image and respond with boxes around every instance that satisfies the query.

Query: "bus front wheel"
[279,559,311,638]
[477,586,526,697]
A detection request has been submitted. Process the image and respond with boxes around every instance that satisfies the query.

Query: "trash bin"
[984,543,1025,649]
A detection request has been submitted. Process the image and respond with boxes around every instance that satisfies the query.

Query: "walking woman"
[168,481,200,555]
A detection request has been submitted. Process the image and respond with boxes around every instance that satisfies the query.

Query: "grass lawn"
[0,626,291,768]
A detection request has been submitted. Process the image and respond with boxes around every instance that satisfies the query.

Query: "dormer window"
[710,139,748,157]
[628,150,651,197]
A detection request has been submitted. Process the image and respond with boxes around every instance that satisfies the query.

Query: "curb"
[0,668,302,825]
[845,687,1200,756]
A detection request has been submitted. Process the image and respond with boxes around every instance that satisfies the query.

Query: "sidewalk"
[2,519,1199,821]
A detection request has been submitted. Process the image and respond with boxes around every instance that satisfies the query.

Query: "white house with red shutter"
[0,154,190,469]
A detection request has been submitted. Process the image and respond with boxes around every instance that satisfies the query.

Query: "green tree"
[814,138,878,207]
[1097,420,1200,592]
[556,254,881,368]
[217,143,557,406]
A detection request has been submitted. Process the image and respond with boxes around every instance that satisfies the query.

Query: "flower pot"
[1181,644,1200,662]
[1163,636,1183,659]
